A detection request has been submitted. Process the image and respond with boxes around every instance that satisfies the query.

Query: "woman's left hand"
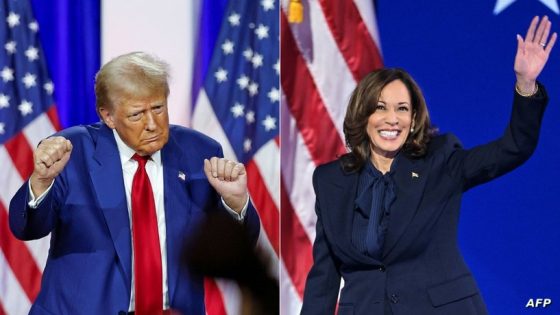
[514,16,557,93]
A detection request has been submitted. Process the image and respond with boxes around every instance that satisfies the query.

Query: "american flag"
[0,0,60,314]
[191,0,279,314]
[280,0,382,313]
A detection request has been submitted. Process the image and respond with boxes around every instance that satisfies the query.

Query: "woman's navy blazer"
[301,86,548,315]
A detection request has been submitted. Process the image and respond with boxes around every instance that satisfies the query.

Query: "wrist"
[515,82,538,97]
[30,174,54,196]
[223,193,248,213]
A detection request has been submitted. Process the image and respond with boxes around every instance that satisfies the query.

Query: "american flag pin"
[411,172,419,178]
[178,172,186,181]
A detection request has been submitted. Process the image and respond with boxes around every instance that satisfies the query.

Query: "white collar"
[112,129,162,166]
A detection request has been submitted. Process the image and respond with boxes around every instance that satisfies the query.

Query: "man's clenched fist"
[30,136,72,196]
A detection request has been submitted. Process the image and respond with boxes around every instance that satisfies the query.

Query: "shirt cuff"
[27,180,54,209]
[221,194,249,221]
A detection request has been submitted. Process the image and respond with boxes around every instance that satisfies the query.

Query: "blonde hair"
[94,52,170,117]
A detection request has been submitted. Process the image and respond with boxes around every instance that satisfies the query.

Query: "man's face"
[100,94,169,156]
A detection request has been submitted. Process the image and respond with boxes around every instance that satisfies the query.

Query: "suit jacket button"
[379,266,386,272]
[390,294,399,304]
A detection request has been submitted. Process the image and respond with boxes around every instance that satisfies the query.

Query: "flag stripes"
[0,111,59,313]
[280,178,313,298]
[204,278,227,315]
[280,0,383,313]
[0,203,41,302]
[280,12,347,164]
[317,0,383,80]
[4,134,35,180]
[0,247,32,314]
[247,160,279,254]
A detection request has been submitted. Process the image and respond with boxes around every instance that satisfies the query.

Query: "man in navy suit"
[9,52,260,315]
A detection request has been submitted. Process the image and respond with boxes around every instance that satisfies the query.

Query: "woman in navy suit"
[301,16,555,315]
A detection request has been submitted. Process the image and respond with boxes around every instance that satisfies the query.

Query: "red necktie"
[131,154,163,315]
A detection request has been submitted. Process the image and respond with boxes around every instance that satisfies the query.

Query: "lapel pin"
[411,172,419,178]
[178,171,186,181]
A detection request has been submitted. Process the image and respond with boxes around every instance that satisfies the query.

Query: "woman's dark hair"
[341,68,437,172]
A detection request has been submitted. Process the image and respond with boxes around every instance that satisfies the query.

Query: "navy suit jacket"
[301,87,548,315]
[9,122,260,315]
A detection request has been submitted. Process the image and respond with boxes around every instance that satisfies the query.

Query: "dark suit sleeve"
[9,128,80,240]
[300,169,341,315]
[445,83,548,191]
[242,202,260,247]
[210,142,260,246]
[9,176,65,240]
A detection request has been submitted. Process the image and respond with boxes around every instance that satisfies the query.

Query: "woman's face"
[366,79,413,159]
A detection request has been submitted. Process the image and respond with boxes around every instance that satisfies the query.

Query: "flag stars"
[237,75,259,96]
[251,53,263,68]
[25,46,39,61]
[22,73,37,88]
[243,138,252,152]
[267,87,280,103]
[0,122,5,135]
[214,68,228,83]
[1,67,14,82]
[246,110,255,124]
[0,94,10,108]
[18,100,33,116]
[28,21,39,32]
[7,12,20,28]
[261,0,275,11]
[243,48,253,61]
[273,59,280,75]
[237,75,250,89]
[494,0,560,14]
[248,82,259,96]
[228,12,241,26]
[5,41,16,54]
[262,115,277,131]
[222,40,234,55]
[255,24,270,39]
[44,81,54,95]
[231,103,245,118]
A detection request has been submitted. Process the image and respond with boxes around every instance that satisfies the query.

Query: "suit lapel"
[321,167,382,266]
[382,155,429,261]
[89,124,132,292]
[161,133,191,304]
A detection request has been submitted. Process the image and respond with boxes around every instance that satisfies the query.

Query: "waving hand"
[515,16,557,94]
